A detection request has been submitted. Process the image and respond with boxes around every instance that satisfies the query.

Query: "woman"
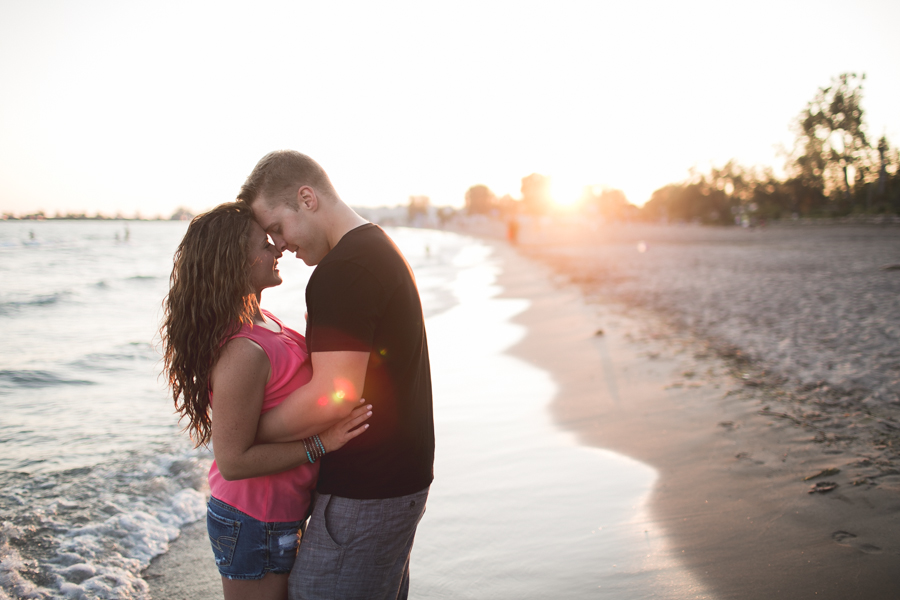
[160,201,371,600]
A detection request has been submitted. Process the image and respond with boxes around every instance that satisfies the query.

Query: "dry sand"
[493,219,900,598]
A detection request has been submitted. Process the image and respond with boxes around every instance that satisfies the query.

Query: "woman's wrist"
[301,434,326,463]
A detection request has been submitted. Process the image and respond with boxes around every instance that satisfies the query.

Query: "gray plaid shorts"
[288,487,429,600]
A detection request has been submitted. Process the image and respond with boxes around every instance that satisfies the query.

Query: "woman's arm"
[209,337,370,481]
[255,349,371,443]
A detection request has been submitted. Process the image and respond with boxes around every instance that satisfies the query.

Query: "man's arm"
[255,350,370,443]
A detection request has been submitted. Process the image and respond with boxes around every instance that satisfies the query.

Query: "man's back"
[305,223,434,499]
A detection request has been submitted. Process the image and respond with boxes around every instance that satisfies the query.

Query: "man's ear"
[297,186,318,211]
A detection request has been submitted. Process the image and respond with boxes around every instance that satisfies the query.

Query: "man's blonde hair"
[237,150,336,207]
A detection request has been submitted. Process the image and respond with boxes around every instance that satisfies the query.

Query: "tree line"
[460,73,899,224]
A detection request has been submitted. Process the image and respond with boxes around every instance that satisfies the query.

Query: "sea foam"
[0,446,210,599]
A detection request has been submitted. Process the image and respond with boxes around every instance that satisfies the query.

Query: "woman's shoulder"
[216,335,269,369]
[226,319,264,342]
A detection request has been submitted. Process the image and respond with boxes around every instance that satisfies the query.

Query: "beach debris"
[739,372,762,387]
[594,328,605,336]
[880,264,900,271]
[876,417,900,431]
[803,468,840,481]
[758,407,804,426]
[832,530,856,543]
[830,531,882,553]
[718,421,736,429]
[808,481,838,494]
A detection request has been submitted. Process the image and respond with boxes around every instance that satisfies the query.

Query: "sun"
[550,178,586,208]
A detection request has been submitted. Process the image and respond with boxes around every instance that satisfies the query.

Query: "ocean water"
[0,221,212,600]
[0,220,695,599]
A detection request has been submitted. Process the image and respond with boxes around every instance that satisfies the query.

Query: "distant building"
[170,207,194,221]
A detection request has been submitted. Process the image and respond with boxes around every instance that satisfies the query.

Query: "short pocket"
[321,495,358,549]
[374,496,427,567]
[207,506,241,567]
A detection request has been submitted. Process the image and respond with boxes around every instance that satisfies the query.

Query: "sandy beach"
[144,222,900,599]
[500,220,900,598]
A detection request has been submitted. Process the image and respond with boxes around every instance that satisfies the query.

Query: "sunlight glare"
[550,177,584,208]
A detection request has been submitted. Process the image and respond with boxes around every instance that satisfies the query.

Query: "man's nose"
[272,234,288,252]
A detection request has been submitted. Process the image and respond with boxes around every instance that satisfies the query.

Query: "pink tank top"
[208,310,317,522]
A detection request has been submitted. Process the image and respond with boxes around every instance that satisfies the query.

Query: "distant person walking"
[237,150,434,600]
[506,216,520,244]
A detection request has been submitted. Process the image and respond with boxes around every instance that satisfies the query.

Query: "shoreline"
[492,231,900,598]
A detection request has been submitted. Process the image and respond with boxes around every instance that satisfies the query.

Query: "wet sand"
[494,220,900,599]
[144,520,220,600]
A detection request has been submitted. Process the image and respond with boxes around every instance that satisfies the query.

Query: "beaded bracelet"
[302,437,316,463]
[302,434,327,463]
[313,435,326,457]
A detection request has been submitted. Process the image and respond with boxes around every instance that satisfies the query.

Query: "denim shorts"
[206,496,304,580]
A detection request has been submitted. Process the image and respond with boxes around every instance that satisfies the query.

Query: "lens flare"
[330,377,357,404]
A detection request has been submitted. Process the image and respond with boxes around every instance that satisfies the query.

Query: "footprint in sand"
[832,531,883,554]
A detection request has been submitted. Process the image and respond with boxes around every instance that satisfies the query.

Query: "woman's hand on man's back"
[319,401,372,453]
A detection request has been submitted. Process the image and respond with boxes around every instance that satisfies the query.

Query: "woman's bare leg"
[222,572,289,600]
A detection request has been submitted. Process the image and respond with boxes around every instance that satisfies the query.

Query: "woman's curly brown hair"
[160,201,258,447]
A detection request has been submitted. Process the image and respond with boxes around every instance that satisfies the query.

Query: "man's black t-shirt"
[306,223,434,499]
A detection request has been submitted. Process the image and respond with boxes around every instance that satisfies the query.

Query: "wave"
[0,370,94,388]
[71,342,158,373]
[92,276,159,292]
[0,445,210,600]
[0,291,71,315]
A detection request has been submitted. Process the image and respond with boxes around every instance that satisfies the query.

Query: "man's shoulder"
[336,223,394,252]
[322,224,404,270]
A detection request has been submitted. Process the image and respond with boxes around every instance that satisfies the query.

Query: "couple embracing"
[161,150,434,600]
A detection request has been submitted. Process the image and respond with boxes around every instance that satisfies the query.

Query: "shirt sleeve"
[306,259,386,353]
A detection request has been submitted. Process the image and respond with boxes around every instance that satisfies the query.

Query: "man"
[238,150,434,600]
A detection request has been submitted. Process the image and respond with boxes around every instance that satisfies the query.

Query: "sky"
[1,0,898,217]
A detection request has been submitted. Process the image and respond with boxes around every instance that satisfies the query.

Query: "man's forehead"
[251,203,280,231]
